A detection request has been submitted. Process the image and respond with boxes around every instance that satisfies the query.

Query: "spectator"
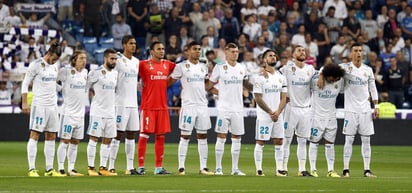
[212,0,225,21]
[57,0,74,22]
[189,2,202,36]
[165,35,182,62]
[360,9,379,40]
[19,12,51,29]
[194,10,214,42]
[330,35,348,64]
[274,34,290,59]
[81,0,102,43]
[178,26,190,51]
[383,56,407,108]
[261,21,274,46]
[257,0,275,21]
[112,14,132,51]
[152,0,173,15]
[400,38,412,64]
[343,8,361,40]
[127,0,148,49]
[243,86,255,108]
[220,9,240,43]
[383,9,400,42]
[393,28,405,53]
[237,33,253,62]
[377,5,389,29]
[368,28,386,54]
[291,24,306,46]
[304,10,321,37]
[380,43,396,71]
[323,6,341,44]
[241,51,259,84]
[206,26,218,49]
[3,6,21,27]
[208,9,221,38]
[58,40,74,68]
[164,8,184,40]
[401,5,412,39]
[286,1,303,24]
[253,36,269,59]
[20,36,41,63]
[173,0,191,27]
[397,1,409,24]
[242,14,261,42]
[352,0,365,21]
[0,0,10,22]
[240,0,257,25]
[313,22,330,68]
[304,33,318,59]
[144,4,165,48]
[322,0,347,20]
[200,35,213,63]
[0,80,11,105]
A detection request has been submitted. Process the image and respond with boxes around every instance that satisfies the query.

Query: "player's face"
[123,38,136,54]
[75,53,87,69]
[151,43,165,60]
[293,47,306,62]
[46,53,60,64]
[325,76,341,83]
[105,53,117,69]
[188,45,201,61]
[350,46,363,61]
[265,51,277,67]
[225,47,239,62]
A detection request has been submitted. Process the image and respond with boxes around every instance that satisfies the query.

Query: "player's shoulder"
[30,58,43,66]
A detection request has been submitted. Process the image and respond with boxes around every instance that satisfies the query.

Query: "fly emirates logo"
[150,71,168,80]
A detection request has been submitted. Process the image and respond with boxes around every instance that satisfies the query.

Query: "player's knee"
[180,135,191,140]
[256,140,265,145]
[196,133,207,139]
[45,132,57,140]
[273,138,283,145]
[70,139,80,144]
[61,139,70,144]
[345,135,355,145]
[360,135,370,144]
[125,131,136,139]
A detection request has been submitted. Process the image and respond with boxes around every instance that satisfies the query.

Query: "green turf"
[0,141,411,192]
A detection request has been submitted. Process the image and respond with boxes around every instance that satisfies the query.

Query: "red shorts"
[140,110,171,134]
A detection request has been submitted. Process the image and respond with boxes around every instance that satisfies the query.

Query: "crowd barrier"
[1,113,410,145]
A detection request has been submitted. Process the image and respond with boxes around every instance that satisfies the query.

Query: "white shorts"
[29,105,59,133]
[284,106,312,138]
[255,117,284,141]
[87,116,116,138]
[58,115,84,140]
[342,111,375,136]
[215,111,244,135]
[310,117,337,143]
[179,106,211,135]
[115,106,139,132]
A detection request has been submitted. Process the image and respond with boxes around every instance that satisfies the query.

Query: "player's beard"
[106,62,116,70]
[268,62,276,67]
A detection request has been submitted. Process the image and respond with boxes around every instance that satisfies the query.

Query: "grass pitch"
[0,141,411,193]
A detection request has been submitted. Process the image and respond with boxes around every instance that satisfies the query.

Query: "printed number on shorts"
[35,117,43,125]
[92,122,98,130]
[311,128,318,137]
[259,126,269,134]
[116,115,122,123]
[217,119,222,127]
[183,115,192,124]
[63,125,72,133]
[343,120,349,128]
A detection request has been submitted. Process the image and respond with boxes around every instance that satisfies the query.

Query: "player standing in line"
[23,43,65,177]
[56,50,88,176]
[86,48,118,176]
[253,49,288,176]
[168,41,214,175]
[108,35,140,175]
[308,64,345,178]
[340,43,379,178]
[137,41,176,175]
[206,43,253,176]
[280,45,316,177]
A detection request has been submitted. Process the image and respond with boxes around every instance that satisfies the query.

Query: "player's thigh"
[284,106,297,138]
[342,112,358,135]
[310,117,326,143]
[29,106,46,132]
[125,107,139,132]
[295,108,312,139]
[102,118,116,138]
[87,116,104,137]
[71,116,85,140]
[44,106,59,133]
[255,119,274,141]
[58,115,77,139]
[215,111,230,134]
[179,107,196,134]
[194,107,211,132]
[271,116,285,139]
[323,119,338,143]
[115,106,129,132]
[140,110,156,134]
[229,112,244,135]
[358,113,375,136]
[155,110,171,134]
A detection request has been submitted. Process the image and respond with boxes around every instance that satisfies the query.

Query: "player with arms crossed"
[280,45,316,177]
[340,43,379,178]
[86,48,118,176]
[23,43,64,177]
[253,49,288,177]
[56,50,88,176]
[206,43,253,175]
[169,41,214,175]
[108,35,140,175]
[308,64,345,178]
[137,41,176,175]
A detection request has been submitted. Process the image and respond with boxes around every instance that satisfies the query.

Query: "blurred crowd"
[1,0,412,111]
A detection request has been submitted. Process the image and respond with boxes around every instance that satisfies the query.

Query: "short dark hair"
[150,41,163,51]
[322,64,345,79]
[187,41,200,49]
[104,48,117,58]
[262,49,277,59]
[205,50,215,56]
[121,35,135,45]
[292,44,304,54]
[47,42,62,57]
[350,42,363,50]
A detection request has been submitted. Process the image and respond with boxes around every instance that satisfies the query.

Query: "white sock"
[87,140,97,167]
[254,144,263,171]
[215,137,226,170]
[296,137,307,172]
[361,136,371,170]
[108,139,120,170]
[178,137,189,169]
[325,144,335,171]
[57,142,68,170]
[125,139,135,170]
[343,135,354,170]
[308,142,318,171]
[283,137,292,171]
[100,143,111,168]
[44,140,55,171]
[198,138,208,170]
[274,145,283,171]
[231,138,241,172]
[27,138,38,170]
[67,143,78,171]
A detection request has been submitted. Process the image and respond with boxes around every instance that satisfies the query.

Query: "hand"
[270,111,279,122]
[373,108,379,119]
[22,103,30,114]
[317,76,324,89]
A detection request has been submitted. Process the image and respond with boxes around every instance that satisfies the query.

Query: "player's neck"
[227,60,236,66]
[151,57,161,63]
[189,58,198,64]
[352,60,362,68]
[123,52,133,60]
[74,66,83,72]
[103,64,112,71]
[294,60,304,68]
[265,66,275,74]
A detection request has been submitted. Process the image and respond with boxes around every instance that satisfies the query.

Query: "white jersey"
[339,62,378,113]
[280,60,315,108]
[170,60,208,107]
[311,74,343,119]
[58,67,88,117]
[21,58,58,106]
[115,53,139,107]
[0,90,11,105]
[209,62,247,112]
[253,71,287,120]
[87,67,118,118]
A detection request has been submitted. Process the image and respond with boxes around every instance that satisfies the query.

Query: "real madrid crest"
[122,58,126,63]
[364,72,367,77]
[148,61,154,70]
[201,68,204,73]
[71,69,75,75]
[102,69,106,76]
[348,66,353,72]
[240,71,243,76]
[334,84,338,89]
[223,65,228,73]
[185,63,190,71]
[279,78,282,83]
[41,62,45,68]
